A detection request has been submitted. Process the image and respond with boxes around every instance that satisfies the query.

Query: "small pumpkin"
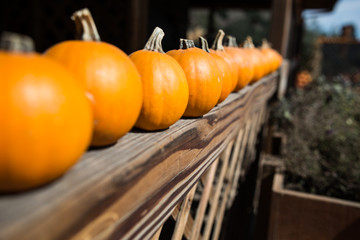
[224,36,253,90]
[210,30,238,92]
[261,39,283,72]
[243,36,265,82]
[130,27,189,130]
[199,36,232,103]
[0,32,93,191]
[167,38,221,116]
[296,70,312,88]
[45,8,142,146]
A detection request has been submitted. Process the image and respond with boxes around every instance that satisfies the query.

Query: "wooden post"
[127,0,148,53]
[270,0,293,58]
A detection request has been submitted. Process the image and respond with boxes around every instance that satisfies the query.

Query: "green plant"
[272,76,360,202]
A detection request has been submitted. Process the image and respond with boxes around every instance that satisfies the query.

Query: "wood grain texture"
[203,141,232,240]
[190,159,218,240]
[171,183,197,240]
[269,173,360,240]
[0,73,278,240]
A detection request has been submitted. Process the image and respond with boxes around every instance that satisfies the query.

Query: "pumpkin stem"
[211,29,225,51]
[199,36,210,53]
[0,32,34,52]
[243,36,255,49]
[144,27,165,53]
[179,38,195,49]
[71,8,101,41]
[261,39,272,49]
[224,36,238,47]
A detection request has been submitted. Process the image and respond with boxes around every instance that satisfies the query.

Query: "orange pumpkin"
[45,8,142,146]
[260,39,280,74]
[0,32,93,191]
[224,36,253,90]
[130,27,189,130]
[296,70,312,88]
[210,30,238,92]
[199,36,232,103]
[243,36,265,82]
[167,38,221,116]
[260,39,282,74]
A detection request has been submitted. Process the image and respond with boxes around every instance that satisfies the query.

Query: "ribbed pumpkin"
[45,9,142,146]
[199,37,232,103]
[0,32,93,191]
[260,39,283,73]
[167,38,221,117]
[224,36,253,90]
[130,27,189,130]
[243,36,265,82]
[210,30,238,92]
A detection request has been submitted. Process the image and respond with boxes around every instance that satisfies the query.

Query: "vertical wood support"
[127,0,148,53]
[227,119,252,207]
[171,183,198,240]
[190,159,219,240]
[270,0,293,58]
[203,141,233,240]
[157,106,271,240]
[151,224,163,240]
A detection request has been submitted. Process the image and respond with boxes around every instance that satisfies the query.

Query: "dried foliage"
[272,76,360,202]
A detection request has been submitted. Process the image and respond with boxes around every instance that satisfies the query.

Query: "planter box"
[269,172,360,240]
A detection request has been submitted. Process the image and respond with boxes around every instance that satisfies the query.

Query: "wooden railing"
[0,72,278,240]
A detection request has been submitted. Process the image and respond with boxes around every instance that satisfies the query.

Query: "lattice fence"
[149,107,267,240]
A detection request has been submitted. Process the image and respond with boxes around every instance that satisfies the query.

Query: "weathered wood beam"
[0,73,278,240]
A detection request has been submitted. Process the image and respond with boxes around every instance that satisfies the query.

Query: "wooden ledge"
[0,72,278,240]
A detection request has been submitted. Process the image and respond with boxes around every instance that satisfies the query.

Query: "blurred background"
[1,0,359,83]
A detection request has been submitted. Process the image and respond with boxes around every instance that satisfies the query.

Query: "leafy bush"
[272,76,360,202]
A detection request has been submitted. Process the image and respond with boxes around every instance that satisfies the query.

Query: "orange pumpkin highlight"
[130,27,189,130]
[243,36,265,82]
[260,39,282,74]
[224,36,253,90]
[167,38,222,116]
[210,30,238,92]
[0,33,93,191]
[199,36,232,103]
[45,9,142,146]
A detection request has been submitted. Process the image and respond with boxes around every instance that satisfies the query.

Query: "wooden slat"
[190,159,219,240]
[0,73,278,240]
[151,224,163,240]
[171,183,197,240]
[228,119,253,207]
[171,202,197,240]
[203,141,233,240]
[270,0,293,57]
[211,123,252,240]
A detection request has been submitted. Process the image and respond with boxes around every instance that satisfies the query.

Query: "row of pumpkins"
[0,8,282,192]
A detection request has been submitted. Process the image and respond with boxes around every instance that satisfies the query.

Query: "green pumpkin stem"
[0,32,34,53]
[72,8,101,42]
[179,38,195,49]
[144,27,165,53]
[243,36,255,49]
[211,29,225,51]
[199,36,210,53]
[224,36,238,47]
